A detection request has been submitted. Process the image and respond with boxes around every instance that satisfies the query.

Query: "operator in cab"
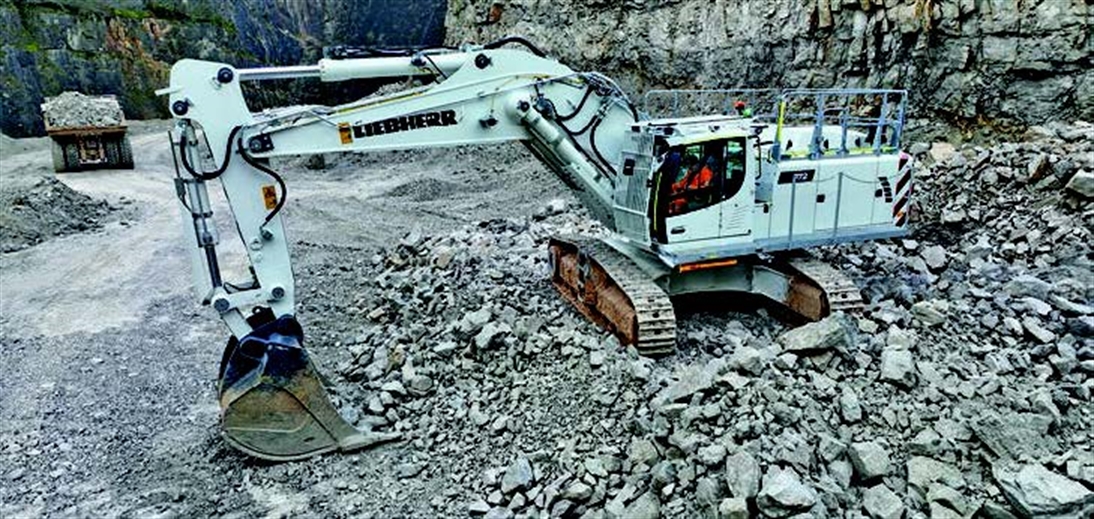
[667,147,719,215]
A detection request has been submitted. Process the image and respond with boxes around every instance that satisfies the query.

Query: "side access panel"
[718,136,759,238]
[664,204,722,243]
[612,130,654,243]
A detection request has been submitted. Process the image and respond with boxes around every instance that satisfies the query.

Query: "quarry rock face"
[0,0,447,137]
[4,1,1090,138]
[446,0,1092,130]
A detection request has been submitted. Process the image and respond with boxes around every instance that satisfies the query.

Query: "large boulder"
[1065,170,1093,198]
[724,451,762,499]
[993,463,1094,518]
[849,442,892,480]
[622,492,660,519]
[500,457,534,494]
[777,314,852,353]
[757,467,817,517]
[863,484,905,519]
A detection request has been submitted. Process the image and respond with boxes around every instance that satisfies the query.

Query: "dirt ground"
[2,120,1091,519]
[0,122,571,518]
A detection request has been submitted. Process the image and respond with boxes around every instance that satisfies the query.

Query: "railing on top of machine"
[643,88,782,121]
[641,88,908,162]
[771,89,907,162]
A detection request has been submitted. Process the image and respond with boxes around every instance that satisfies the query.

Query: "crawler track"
[785,258,865,319]
[548,236,676,356]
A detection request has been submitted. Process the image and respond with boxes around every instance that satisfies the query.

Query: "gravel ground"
[0,122,580,518]
[1,119,1092,519]
[0,132,121,253]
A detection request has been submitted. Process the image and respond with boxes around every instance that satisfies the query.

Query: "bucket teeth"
[218,316,399,461]
[549,235,677,356]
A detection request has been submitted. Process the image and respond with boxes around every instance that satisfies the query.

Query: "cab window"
[660,141,724,217]
[723,137,746,200]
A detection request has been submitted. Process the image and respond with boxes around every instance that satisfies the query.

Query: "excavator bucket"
[217,315,398,461]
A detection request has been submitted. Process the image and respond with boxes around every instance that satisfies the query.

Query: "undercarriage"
[548,235,864,355]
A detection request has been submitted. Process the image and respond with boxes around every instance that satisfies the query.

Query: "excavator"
[157,37,912,461]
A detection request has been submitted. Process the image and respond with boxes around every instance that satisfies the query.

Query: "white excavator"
[158,37,912,461]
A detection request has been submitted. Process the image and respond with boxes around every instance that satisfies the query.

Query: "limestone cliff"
[0,0,446,137]
[4,1,1088,138]
[446,0,1092,131]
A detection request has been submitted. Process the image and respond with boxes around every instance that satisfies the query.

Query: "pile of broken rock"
[300,123,1092,518]
[40,91,125,129]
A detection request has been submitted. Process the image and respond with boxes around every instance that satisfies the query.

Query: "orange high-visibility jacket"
[668,164,714,215]
[672,164,714,194]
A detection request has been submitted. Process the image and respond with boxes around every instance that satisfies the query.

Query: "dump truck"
[42,92,134,172]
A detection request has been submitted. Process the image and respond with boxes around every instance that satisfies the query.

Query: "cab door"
[719,137,755,238]
[653,141,725,244]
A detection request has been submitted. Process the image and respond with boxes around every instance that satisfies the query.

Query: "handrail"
[643,88,781,119]
[775,89,907,161]
[641,88,908,163]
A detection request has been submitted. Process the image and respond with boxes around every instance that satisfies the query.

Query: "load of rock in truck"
[41,91,134,172]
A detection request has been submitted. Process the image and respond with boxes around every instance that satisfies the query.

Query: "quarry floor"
[1,120,1091,519]
[0,121,567,518]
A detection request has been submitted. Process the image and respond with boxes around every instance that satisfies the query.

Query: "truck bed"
[45,124,129,137]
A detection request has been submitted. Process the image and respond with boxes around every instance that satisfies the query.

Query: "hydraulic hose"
[557,87,594,122]
[179,126,243,181]
[625,100,640,122]
[482,36,547,58]
[569,111,601,136]
[589,117,616,175]
[325,45,459,59]
[178,125,285,226]
[236,137,288,226]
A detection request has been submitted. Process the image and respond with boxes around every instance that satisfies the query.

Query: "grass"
[12,1,233,29]
[111,7,151,20]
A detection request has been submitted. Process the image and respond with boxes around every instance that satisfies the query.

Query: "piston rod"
[236,54,470,83]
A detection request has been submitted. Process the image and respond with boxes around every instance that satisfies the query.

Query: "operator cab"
[648,132,753,245]
[611,115,760,253]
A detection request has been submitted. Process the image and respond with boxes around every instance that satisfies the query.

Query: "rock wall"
[5,1,1088,137]
[0,0,447,137]
[446,0,1092,131]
